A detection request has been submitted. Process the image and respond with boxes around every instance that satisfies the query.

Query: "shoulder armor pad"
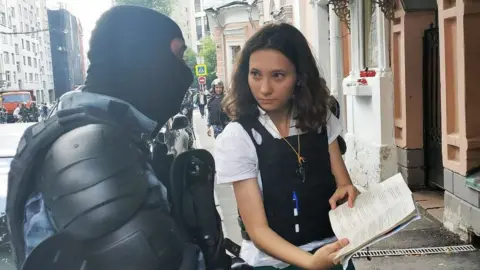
[6,104,139,267]
[39,123,149,240]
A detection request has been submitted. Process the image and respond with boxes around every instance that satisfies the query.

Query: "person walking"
[207,79,229,138]
[197,89,207,118]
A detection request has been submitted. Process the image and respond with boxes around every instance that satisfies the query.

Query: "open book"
[329,173,421,267]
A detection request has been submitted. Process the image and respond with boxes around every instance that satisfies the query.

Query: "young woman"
[214,23,358,270]
[207,79,229,138]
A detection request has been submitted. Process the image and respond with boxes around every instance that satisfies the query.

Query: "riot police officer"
[7,5,226,270]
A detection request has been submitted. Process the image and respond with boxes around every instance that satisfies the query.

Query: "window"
[29,73,33,82]
[15,44,19,54]
[23,56,25,65]
[28,57,31,66]
[6,71,11,82]
[2,34,7,44]
[0,12,5,26]
[363,0,378,68]
[33,58,37,68]
[231,46,241,64]
[3,93,30,103]
[11,7,15,18]
[204,16,210,35]
[13,71,16,82]
[19,79,22,89]
[4,52,9,64]
[195,0,201,12]
[33,43,36,53]
[11,53,14,63]
[20,22,23,32]
[13,25,17,33]
[196,17,203,40]
[16,61,21,72]
[26,40,30,51]
[22,39,24,49]
[24,73,27,81]
[8,16,12,28]
[35,74,38,83]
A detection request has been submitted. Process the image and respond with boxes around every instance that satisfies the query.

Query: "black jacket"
[207,95,228,126]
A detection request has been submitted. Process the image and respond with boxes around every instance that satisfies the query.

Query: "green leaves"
[199,36,217,88]
[114,0,172,15]
[184,48,199,88]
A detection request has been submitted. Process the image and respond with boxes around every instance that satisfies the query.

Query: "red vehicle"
[0,90,36,122]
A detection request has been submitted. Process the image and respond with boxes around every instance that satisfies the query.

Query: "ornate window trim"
[329,0,351,29]
[372,0,395,20]
[329,0,395,29]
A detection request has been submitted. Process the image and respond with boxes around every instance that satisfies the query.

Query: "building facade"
[170,0,193,49]
[204,0,331,90]
[204,0,259,84]
[323,0,480,241]
[48,8,83,98]
[190,0,211,53]
[0,0,55,104]
[77,21,85,82]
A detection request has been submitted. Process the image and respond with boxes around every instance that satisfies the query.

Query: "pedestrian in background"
[214,23,357,270]
[207,79,229,138]
[197,88,207,118]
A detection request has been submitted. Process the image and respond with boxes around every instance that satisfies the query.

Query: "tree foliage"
[199,36,217,89]
[184,48,198,88]
[114,0,172,15]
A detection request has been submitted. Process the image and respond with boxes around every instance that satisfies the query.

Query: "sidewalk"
[192,110,480,269]
[192,110,242,243]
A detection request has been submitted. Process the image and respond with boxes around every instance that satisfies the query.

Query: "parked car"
[0,123,35,251]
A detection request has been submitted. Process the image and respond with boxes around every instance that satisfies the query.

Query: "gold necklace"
[267,122,305,166]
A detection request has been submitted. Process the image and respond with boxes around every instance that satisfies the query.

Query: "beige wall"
[437,0,480,175]
[391,3,435,149]
[391,0,480,175]
[213,21,259,85]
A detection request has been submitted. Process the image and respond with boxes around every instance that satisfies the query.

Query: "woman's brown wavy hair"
[222,23,331,131]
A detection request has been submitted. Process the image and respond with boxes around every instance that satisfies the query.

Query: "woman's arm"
[329,139,352,187]
[328,139,358,209]
[233,178,314,269]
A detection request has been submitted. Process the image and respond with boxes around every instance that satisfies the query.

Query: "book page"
[335,195,417,260]
[328,174,416,259]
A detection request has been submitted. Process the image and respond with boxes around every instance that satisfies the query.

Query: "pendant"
[296,158,307,182]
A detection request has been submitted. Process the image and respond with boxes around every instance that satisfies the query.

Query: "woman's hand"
[329,184,359,209]
[308,238,350,270]
[207,126,212,137]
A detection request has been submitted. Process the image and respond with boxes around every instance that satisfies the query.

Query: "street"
[191,110,480,270]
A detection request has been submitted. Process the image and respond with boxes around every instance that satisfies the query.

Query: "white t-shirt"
[13,107,20,118]
[214,108,343,268]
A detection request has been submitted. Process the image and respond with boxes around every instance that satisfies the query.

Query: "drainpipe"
[328,4,345,134]
[211,11,227,83]
[247,5,257,31]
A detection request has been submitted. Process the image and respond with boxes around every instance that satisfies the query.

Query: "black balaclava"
[84,5,193,126]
